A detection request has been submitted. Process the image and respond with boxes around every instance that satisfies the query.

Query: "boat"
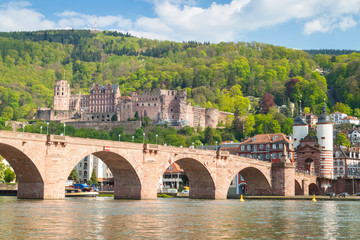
[65,184,99,197]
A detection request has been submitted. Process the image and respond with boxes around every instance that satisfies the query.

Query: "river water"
[0,196,359,239]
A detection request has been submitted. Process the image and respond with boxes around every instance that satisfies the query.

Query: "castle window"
[175,97,177,100]
[57,92,59,95]
[154,104,156,106]
[148,103,150,106]
[171,109,173,112]
[62,92,64,95]
[321,137,325,139]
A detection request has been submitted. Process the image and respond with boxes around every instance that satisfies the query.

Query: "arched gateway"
[0,131,318,199]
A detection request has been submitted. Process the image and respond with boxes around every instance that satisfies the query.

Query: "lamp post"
[63,123,66,136]
[47,122,49,135]
[215,141,218,151]
[132,136,134,143]
[353,169,355,195]
[40,126,43,134]
[118,134,121,141]
[155,134,158,144]
[143,132,145,144]
[22,124,25,132]
[192,142,194,149]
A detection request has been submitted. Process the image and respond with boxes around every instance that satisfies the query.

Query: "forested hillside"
[0,29,358,125]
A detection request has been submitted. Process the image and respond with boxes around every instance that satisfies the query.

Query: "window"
[278,153,282,158]
[266,153,270,159]
[279,143,283,149]
[241,145,245,151]
[254,145,257,152]
[272,153,277,159]
[247,145,251,151]
[272,143,277,149]
[266,144,270,150]
[260,145,264,150]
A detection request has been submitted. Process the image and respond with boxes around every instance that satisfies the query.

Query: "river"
[0,196,359,239]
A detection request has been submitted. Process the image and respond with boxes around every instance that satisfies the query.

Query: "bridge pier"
[271,162,295,196]
[302,180,310,195]
[18,182,44,199]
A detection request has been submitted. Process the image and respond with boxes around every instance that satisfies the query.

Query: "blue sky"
[0,0,359,50]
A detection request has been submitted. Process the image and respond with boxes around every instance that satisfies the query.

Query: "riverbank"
[238,195,360,201]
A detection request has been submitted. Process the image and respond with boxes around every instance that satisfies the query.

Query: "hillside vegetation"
[0,30,359,140]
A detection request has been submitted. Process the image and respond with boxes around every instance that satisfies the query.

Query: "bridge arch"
[0,143,44,198]
[295,179,303,195]
[237,167,272,195]
[67,151,141,199]
[164,157,215,199]
[309,183,319,195]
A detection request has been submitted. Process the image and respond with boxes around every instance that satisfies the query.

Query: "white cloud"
[1,0,360,42]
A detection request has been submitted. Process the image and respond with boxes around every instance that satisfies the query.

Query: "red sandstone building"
[236,133,293,163]
[37,79,233,129]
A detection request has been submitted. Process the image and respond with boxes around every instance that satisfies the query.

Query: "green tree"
[68,168,79,182]
[0,161,5,182]
[90,168,98,186]
[334,133,350,147]
[204,126,215,145]
[4,167,16,183]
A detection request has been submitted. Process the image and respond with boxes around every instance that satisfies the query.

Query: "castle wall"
[205,108,219,128]
[192,107,206,129]
[82,112,117,122]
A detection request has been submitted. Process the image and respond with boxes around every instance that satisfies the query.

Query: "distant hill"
[304,49,360,56]
[0,29,359,123]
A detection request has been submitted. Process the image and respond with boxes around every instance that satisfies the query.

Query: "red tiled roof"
[239,133,292,145]
[165,162,184,173]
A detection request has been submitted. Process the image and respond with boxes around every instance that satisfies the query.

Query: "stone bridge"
[0,131,318,199]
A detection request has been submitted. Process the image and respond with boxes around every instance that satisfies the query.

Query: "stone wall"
[205,108,219,128]
[66,121,141,133]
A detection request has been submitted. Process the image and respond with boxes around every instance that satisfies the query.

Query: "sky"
[0,0,360,50]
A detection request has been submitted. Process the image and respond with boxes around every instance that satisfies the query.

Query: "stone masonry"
[0,131,318,200]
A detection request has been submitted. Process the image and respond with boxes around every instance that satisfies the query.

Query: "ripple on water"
[0,197,360,239]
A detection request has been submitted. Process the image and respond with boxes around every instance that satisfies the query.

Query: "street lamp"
[192,142,194,149]
[132,136,134,143]
[40,126,43,134]
[46,122,49,135]
[118,134,121,141]
[143,132,145,144]
[155,134,158,144]
[353,169,355,195]
[63,123,66,136]
[215,141,218,151]
[22,124,25,132]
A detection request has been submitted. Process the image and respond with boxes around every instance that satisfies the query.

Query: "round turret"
[317,102,332,124]
[316,101,333,178]
[292,102,308,150]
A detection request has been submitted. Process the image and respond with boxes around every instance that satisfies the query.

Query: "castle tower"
[53,80,70,111]
[292,101,308,158]
[317,101,333,178]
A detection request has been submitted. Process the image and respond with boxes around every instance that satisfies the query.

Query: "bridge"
[0,131,318,199]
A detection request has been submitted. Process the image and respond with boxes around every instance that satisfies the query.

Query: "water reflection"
[1,197,360,239]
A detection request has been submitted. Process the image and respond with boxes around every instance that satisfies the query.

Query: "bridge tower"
[292,101,308,161]
[317,101,333,178]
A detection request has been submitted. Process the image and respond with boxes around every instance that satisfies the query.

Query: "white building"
[330,112,348,125]
[75,154,113,184]
[343,116,360,126]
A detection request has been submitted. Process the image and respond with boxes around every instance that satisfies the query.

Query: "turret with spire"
[292,100,309,151]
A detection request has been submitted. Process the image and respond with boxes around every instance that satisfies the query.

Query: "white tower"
[292,101,308,161]
[317,101,333,178]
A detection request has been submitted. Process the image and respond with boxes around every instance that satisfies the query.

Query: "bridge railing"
[295,169,319,177]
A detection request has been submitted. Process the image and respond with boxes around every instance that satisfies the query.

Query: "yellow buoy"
[312,194,317,202]
[239,194,244,202]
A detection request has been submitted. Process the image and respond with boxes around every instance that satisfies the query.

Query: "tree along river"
[0,196,359,239]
